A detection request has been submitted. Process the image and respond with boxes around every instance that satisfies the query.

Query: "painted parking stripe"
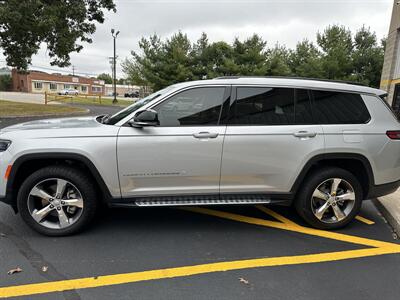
[355,215,375,225]
[255,205,299,226]
[182,207,394,248]
[0,207,399,298]
[1,247,399,299]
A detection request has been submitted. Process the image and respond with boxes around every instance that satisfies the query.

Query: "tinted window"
[312,90,370,124]
[295,89,313,125]
[391,84,400,120]
[155,87,226,126]
[228,87,312,125]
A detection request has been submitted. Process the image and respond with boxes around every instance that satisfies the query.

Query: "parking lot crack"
[0,220,81,300]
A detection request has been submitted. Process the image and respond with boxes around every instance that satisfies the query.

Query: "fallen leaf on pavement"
[7,268,22,275]
[42,266,48,272]
[239,277,249,285]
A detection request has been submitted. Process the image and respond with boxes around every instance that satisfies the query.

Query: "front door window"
[154,87,226,126]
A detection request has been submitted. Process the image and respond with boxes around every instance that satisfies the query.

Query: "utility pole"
[72,65,75,76]
[111,28,120,104]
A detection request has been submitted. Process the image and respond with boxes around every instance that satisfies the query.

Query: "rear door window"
[227,87,313,125]
[311,90,370,124]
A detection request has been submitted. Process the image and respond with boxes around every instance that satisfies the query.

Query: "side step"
[135,198,271,207]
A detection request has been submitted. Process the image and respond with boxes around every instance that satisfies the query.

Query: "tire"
[17,166,98,236]
[295,167,363,230]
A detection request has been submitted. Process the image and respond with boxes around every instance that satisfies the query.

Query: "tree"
[232,34,268,75]
[351,26,385,87]
[203,41,234,78]
[123,32,193,90]
[265,44,291,76]
[0,0,116,70]
[289,40,323,78]
[97,73,113,84]
[122,34,164,89]
[191,32,212,80]
[124,25,386,90]
[317,25,353,80]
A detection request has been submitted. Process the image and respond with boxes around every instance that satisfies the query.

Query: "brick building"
[11,69,105,95]
[381,1,400,112]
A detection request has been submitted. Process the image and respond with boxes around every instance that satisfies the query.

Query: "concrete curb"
[372,190,400,235]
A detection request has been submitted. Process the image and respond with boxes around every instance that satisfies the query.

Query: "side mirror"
[128,109,159,127]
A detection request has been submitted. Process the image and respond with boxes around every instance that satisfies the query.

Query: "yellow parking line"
[355,215,375,225]
[1,246,400,299]
[0,207,398,298]
[182,207,395,248]
[255,205,299,226]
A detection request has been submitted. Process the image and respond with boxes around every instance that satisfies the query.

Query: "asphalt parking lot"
[1,107,400,299]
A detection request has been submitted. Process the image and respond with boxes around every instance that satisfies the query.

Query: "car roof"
[173,77,386,96]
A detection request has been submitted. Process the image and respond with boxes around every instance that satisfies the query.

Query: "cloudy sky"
[0,0,394,78]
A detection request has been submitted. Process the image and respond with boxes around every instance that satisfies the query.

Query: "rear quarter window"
[312,90,370,124]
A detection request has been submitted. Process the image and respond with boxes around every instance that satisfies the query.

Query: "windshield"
[106,86,175,125]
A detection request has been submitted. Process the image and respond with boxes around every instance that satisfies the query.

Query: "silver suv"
[1,77,400,236]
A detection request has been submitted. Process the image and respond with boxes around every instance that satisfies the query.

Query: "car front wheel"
[295,167,362,230]
[17,166,98,236]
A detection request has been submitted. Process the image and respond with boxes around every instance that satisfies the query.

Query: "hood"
[0,116,102,133]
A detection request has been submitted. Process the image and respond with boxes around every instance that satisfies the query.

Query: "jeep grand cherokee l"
[1,77,399,236]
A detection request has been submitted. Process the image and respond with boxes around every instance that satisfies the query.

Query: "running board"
[134,198,271,207]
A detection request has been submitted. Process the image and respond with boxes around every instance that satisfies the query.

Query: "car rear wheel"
[17,166,98,236]
[295,167,362,230]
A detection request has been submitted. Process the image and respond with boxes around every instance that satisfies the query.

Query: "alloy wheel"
[310,178,356,224]
[27,178,84,229]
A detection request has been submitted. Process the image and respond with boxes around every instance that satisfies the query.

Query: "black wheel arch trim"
[290,153,375,198]
[4,152,113,212]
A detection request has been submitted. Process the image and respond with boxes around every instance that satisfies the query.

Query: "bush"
[0,75,12,91]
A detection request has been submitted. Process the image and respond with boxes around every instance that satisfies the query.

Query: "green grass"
[50,96,132,107]
[0,100,87,117]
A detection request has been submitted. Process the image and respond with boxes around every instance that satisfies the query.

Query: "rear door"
[220,86,325,194]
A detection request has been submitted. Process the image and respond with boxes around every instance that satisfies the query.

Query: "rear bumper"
[367,180,400,199]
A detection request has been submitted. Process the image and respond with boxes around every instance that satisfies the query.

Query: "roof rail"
[213,76,367,87]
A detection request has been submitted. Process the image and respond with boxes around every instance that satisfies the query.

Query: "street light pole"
[111,28,120,104]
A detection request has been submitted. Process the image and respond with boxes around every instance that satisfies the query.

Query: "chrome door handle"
[293,131,317,138]
[193,132,219,139]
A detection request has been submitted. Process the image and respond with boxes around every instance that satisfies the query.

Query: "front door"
[117,86,230,197]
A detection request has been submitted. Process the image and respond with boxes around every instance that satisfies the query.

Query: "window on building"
[91,86,102,93]
[155,87,226,126]
[34,82,43,89]
[312,90,370,124]
[50,83,57,90]
[81,86,87,93]
[64,84,71,89]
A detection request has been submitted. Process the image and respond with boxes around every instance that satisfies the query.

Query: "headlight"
[0,139,11,152]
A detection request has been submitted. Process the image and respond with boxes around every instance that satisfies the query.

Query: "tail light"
[386,131,400,140]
